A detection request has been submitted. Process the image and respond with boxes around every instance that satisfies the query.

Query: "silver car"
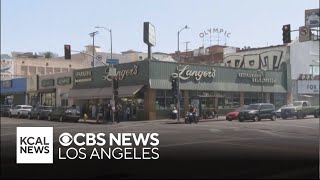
[9,105,33,118]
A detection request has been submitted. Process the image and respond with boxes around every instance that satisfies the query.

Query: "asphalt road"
[1,116,319,179]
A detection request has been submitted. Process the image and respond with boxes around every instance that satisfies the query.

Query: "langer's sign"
[171,65,216,81]
[103,65,139,81]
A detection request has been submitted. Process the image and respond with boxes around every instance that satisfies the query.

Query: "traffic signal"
[113,78,119,96]
[282,24,291,44]
[171,79,178,98]
[64,45,71,59]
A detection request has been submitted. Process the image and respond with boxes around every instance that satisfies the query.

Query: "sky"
[1,0,319,56]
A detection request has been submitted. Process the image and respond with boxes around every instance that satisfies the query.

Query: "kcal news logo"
[16,127,53,164]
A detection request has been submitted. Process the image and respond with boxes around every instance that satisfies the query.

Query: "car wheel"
[253,115,259,122]
[238,118,244,122]
[28,113,32,119]
[227,117,232,121]
[281,115,287,119]
[59,116,63,122]
[271,114,276,121]
[297,111,303,119]
[37,114,40,120]
[48,115,52,121]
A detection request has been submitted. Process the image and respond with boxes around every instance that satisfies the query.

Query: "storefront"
[38,71,73,107]
[26,75,39,106]
[295,79,319,106]
[0,78,27,105]
[70,60,287,120]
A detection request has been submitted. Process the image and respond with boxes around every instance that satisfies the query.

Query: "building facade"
[290,37,320,105]
[70,60,287,120]
[1,78,27,105]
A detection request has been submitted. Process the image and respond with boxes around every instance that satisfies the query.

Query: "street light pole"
[177,25,189,122]
[89,31,99,68]
[95,26,115,123]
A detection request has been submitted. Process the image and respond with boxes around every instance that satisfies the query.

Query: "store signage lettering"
[298,80,319,94]
[2,80,12,88]
[199,27,231,38]
[103,65,139,81]
[75,70,92,83]
[238,73,276,84]
[57,77,71,85]
[172,65,216,81]
[41,79,55,87]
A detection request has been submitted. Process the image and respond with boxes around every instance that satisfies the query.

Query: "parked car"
[238,103,276,122]
[1,105,13,117]
[28,105,52,120]
[47,106,80,122]
[8,105,33,118]
[226,105,248,121]
[274,104,293,118]
[281,101,319,119]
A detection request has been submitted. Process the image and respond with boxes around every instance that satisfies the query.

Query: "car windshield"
[293,102,303,106]
[247,104,260,110]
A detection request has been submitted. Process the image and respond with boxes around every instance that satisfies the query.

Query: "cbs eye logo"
[59,133,73,146]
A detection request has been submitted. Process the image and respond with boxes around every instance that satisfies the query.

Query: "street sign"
[96,55,102,61]
[299,26,311,42]
[106,59,119,65]
[109,67,117,77]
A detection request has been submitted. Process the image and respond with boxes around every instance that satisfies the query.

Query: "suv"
[9,105,33,118]
[238,103,276,122]
[47,106,80,122]
[28,105,53,120]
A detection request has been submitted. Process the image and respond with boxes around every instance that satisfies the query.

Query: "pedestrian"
[97,105,104,122]
[126,106,130,121]
[115,105,120,123]
[92,104,97,119]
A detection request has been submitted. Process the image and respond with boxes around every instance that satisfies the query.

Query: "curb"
[78,116,227,124]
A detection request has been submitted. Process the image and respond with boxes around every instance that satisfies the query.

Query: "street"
[1,116,319,179]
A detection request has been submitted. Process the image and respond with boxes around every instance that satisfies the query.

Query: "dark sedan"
[1,105,13,117]
[47,106,80,122]
[28,105,52,120]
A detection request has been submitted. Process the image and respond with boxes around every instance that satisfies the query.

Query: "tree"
[44,52,54,59]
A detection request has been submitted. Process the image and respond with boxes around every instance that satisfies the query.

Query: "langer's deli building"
[69,60,288,120]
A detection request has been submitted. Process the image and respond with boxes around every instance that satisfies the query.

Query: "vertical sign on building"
[143,22,156,60]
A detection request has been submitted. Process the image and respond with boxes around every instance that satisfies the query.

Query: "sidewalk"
[78,115,227,124]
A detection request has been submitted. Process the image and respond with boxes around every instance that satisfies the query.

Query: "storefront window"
[244,92,261,105]
[41,92,55,106]
[155,90,179,110]
[28,92,39,106]
[272,93,286,109]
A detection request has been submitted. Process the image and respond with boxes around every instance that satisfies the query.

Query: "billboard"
[305,9,320,28]
[143,22,156,46]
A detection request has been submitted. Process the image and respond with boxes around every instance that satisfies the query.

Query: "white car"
[9,105,33,118]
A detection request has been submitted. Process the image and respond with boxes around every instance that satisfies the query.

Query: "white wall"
[290,39,320,80]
